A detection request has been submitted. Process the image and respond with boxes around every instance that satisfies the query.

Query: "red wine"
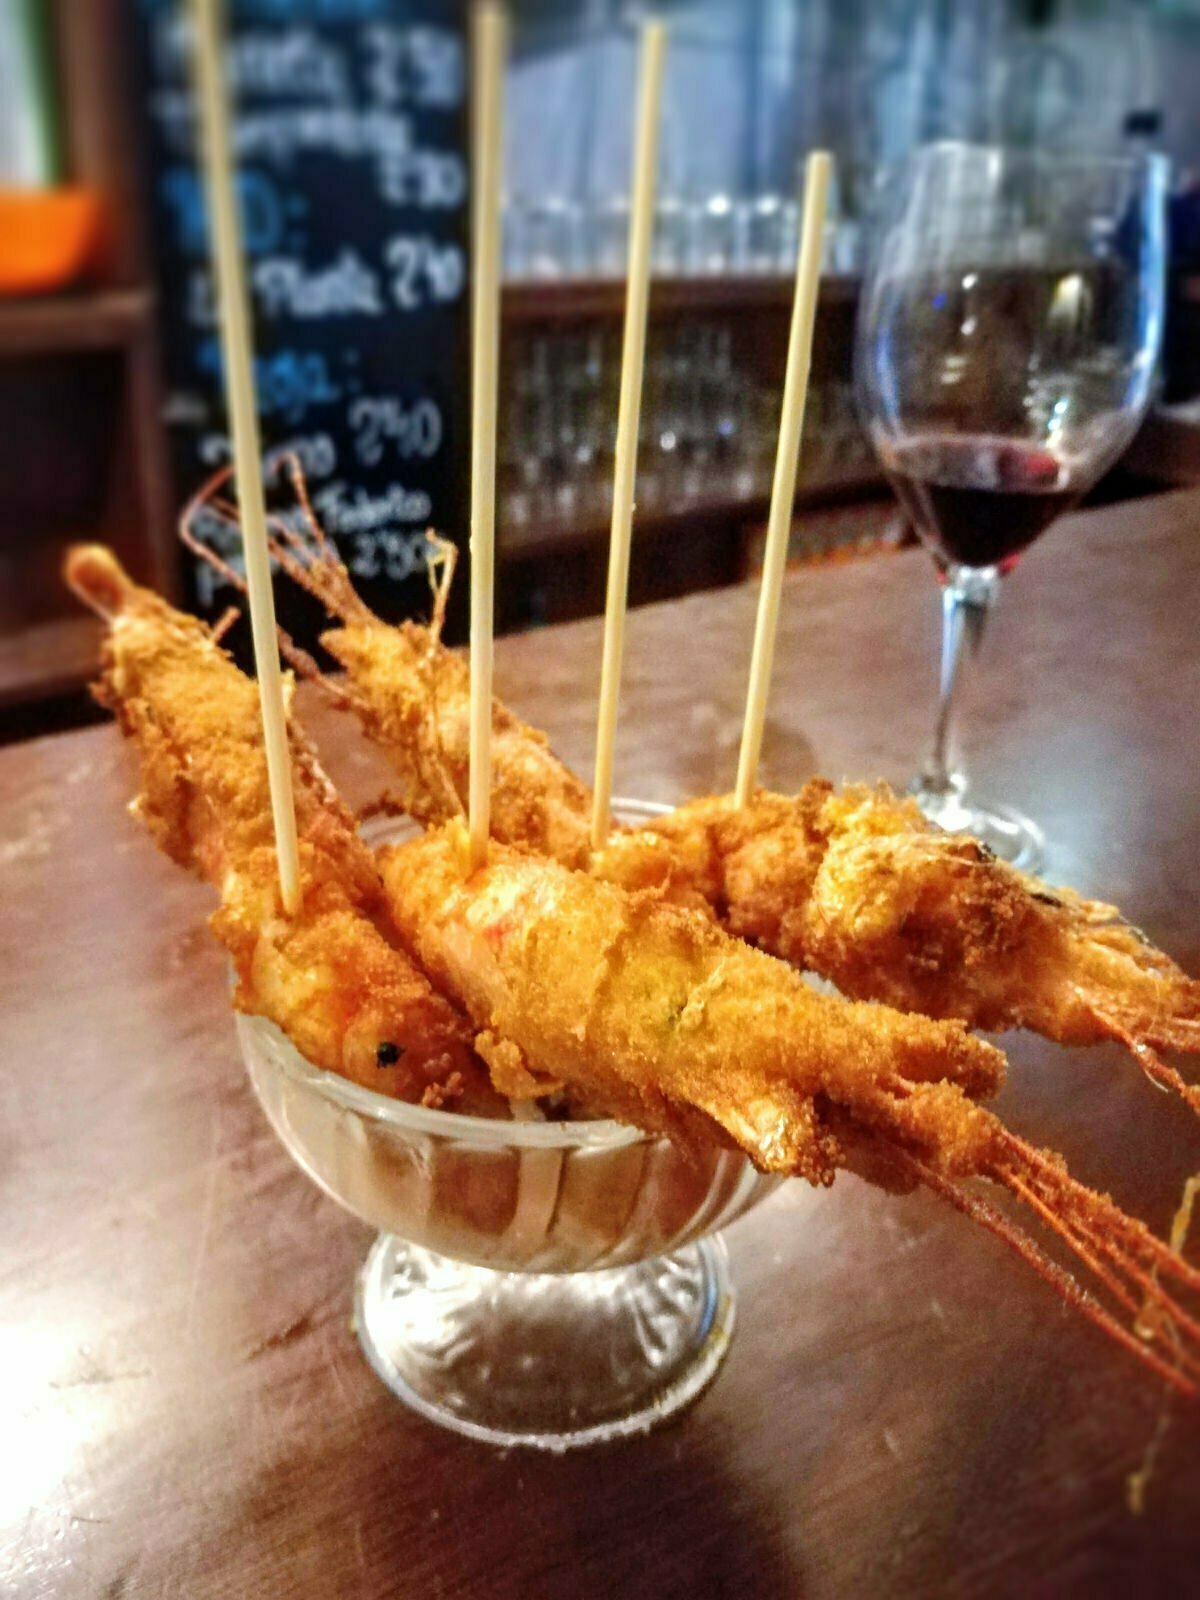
[884,436,1082,570]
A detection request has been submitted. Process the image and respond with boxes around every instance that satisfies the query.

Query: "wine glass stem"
[921,564,999,798]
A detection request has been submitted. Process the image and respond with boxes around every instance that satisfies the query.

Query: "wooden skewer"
[591,19,667,851]
[467,1,507,871]
[734,151,831,809]
[190,0,301,913]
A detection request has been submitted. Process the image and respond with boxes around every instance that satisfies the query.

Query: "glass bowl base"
[910,781,1045,874]
[354,1232,736,1452]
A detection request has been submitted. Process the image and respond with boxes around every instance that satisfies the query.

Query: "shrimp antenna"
[257,451,377,629]
[902,1151,1199,1399]
[425,532,458,646]
[1089,1005,1200,1119]
[179,464,362,711]
[180,461,464,827]
[879,1066,1199,1392]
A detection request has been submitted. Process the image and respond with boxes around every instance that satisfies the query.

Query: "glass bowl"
[237,802,783,1451]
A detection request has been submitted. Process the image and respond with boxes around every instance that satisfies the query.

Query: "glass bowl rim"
[238,795,680,1153]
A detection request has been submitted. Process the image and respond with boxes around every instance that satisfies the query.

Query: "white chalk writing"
[349,395,442,466]
[255,250,383,318]
[315,479,433,533]
[385,234,464,310]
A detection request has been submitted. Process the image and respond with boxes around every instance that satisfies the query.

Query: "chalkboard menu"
[131,0,470,649]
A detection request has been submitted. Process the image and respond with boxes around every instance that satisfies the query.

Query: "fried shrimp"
[182,469,1200,1106]
[380,824,1006,1179]
[380,824,1200,1398]
[65,545,501,1113]
[181,459,593,867]
[592,784,1200,1114]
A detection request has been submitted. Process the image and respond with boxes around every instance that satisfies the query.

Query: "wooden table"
[3,489,1199,1599]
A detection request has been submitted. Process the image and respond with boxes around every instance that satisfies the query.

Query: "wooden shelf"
[0,614,102,710]
[502,273,859,324]
[0,287,154,356]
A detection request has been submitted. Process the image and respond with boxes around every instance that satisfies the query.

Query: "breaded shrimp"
[380,824,1006,1183]
[182,458,593,867]
[592,784,1200,1113]
[65,545,501,1113]
[380,824,1200,1398]
[183,467,1200,1107]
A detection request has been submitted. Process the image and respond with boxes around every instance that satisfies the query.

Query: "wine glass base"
[354,1233,736,1453]
[909,784,1046,874]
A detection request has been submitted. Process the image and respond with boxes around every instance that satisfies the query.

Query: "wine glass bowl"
[237,804,782,1452]
[856,144,1167,869]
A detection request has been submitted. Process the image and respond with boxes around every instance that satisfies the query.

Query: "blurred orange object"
[0,189,103,295]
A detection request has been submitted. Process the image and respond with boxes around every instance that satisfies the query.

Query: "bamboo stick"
[590,20,667,850]
[734,151,831,808]
[467,1,507,870]
[190,0,301,912]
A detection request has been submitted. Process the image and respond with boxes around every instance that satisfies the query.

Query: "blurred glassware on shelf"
[590,194,631,279]
[829,218,861,274]
[690,193,736,275]
[498,314,874,537]
[505,195,586,281]
[741,498,907,580]
[653,195,689,274]
[501,193,525,280]
[502,162,867,284]
[744,193,784,273]
[777,198,800,272]
[729,198,754,274]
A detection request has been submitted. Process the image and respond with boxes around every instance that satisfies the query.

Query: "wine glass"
[855,143,1167,870]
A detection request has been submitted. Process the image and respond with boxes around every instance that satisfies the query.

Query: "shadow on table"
[231,1392,810,1600]
[477,1420,810,1600]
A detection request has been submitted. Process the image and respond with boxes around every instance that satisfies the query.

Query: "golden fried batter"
[72,531,1200,1400]
[594,784,1200,1109]
[379,822,1200,1397]
[218,477,594,869]
[379,822,1003,1183]
[238,498,1200,1089]
[66,545,500,1112]
[326,618,593,869]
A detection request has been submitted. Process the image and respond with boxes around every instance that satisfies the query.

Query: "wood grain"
[500,272,861,325]
[2,491,1200,1598]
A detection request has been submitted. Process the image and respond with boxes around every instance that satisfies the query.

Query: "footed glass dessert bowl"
[237,802,782,1452]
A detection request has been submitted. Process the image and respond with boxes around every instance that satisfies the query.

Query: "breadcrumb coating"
[65,545,500,1112]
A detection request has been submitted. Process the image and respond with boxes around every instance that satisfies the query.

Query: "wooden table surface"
[3,489,1199,1599]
